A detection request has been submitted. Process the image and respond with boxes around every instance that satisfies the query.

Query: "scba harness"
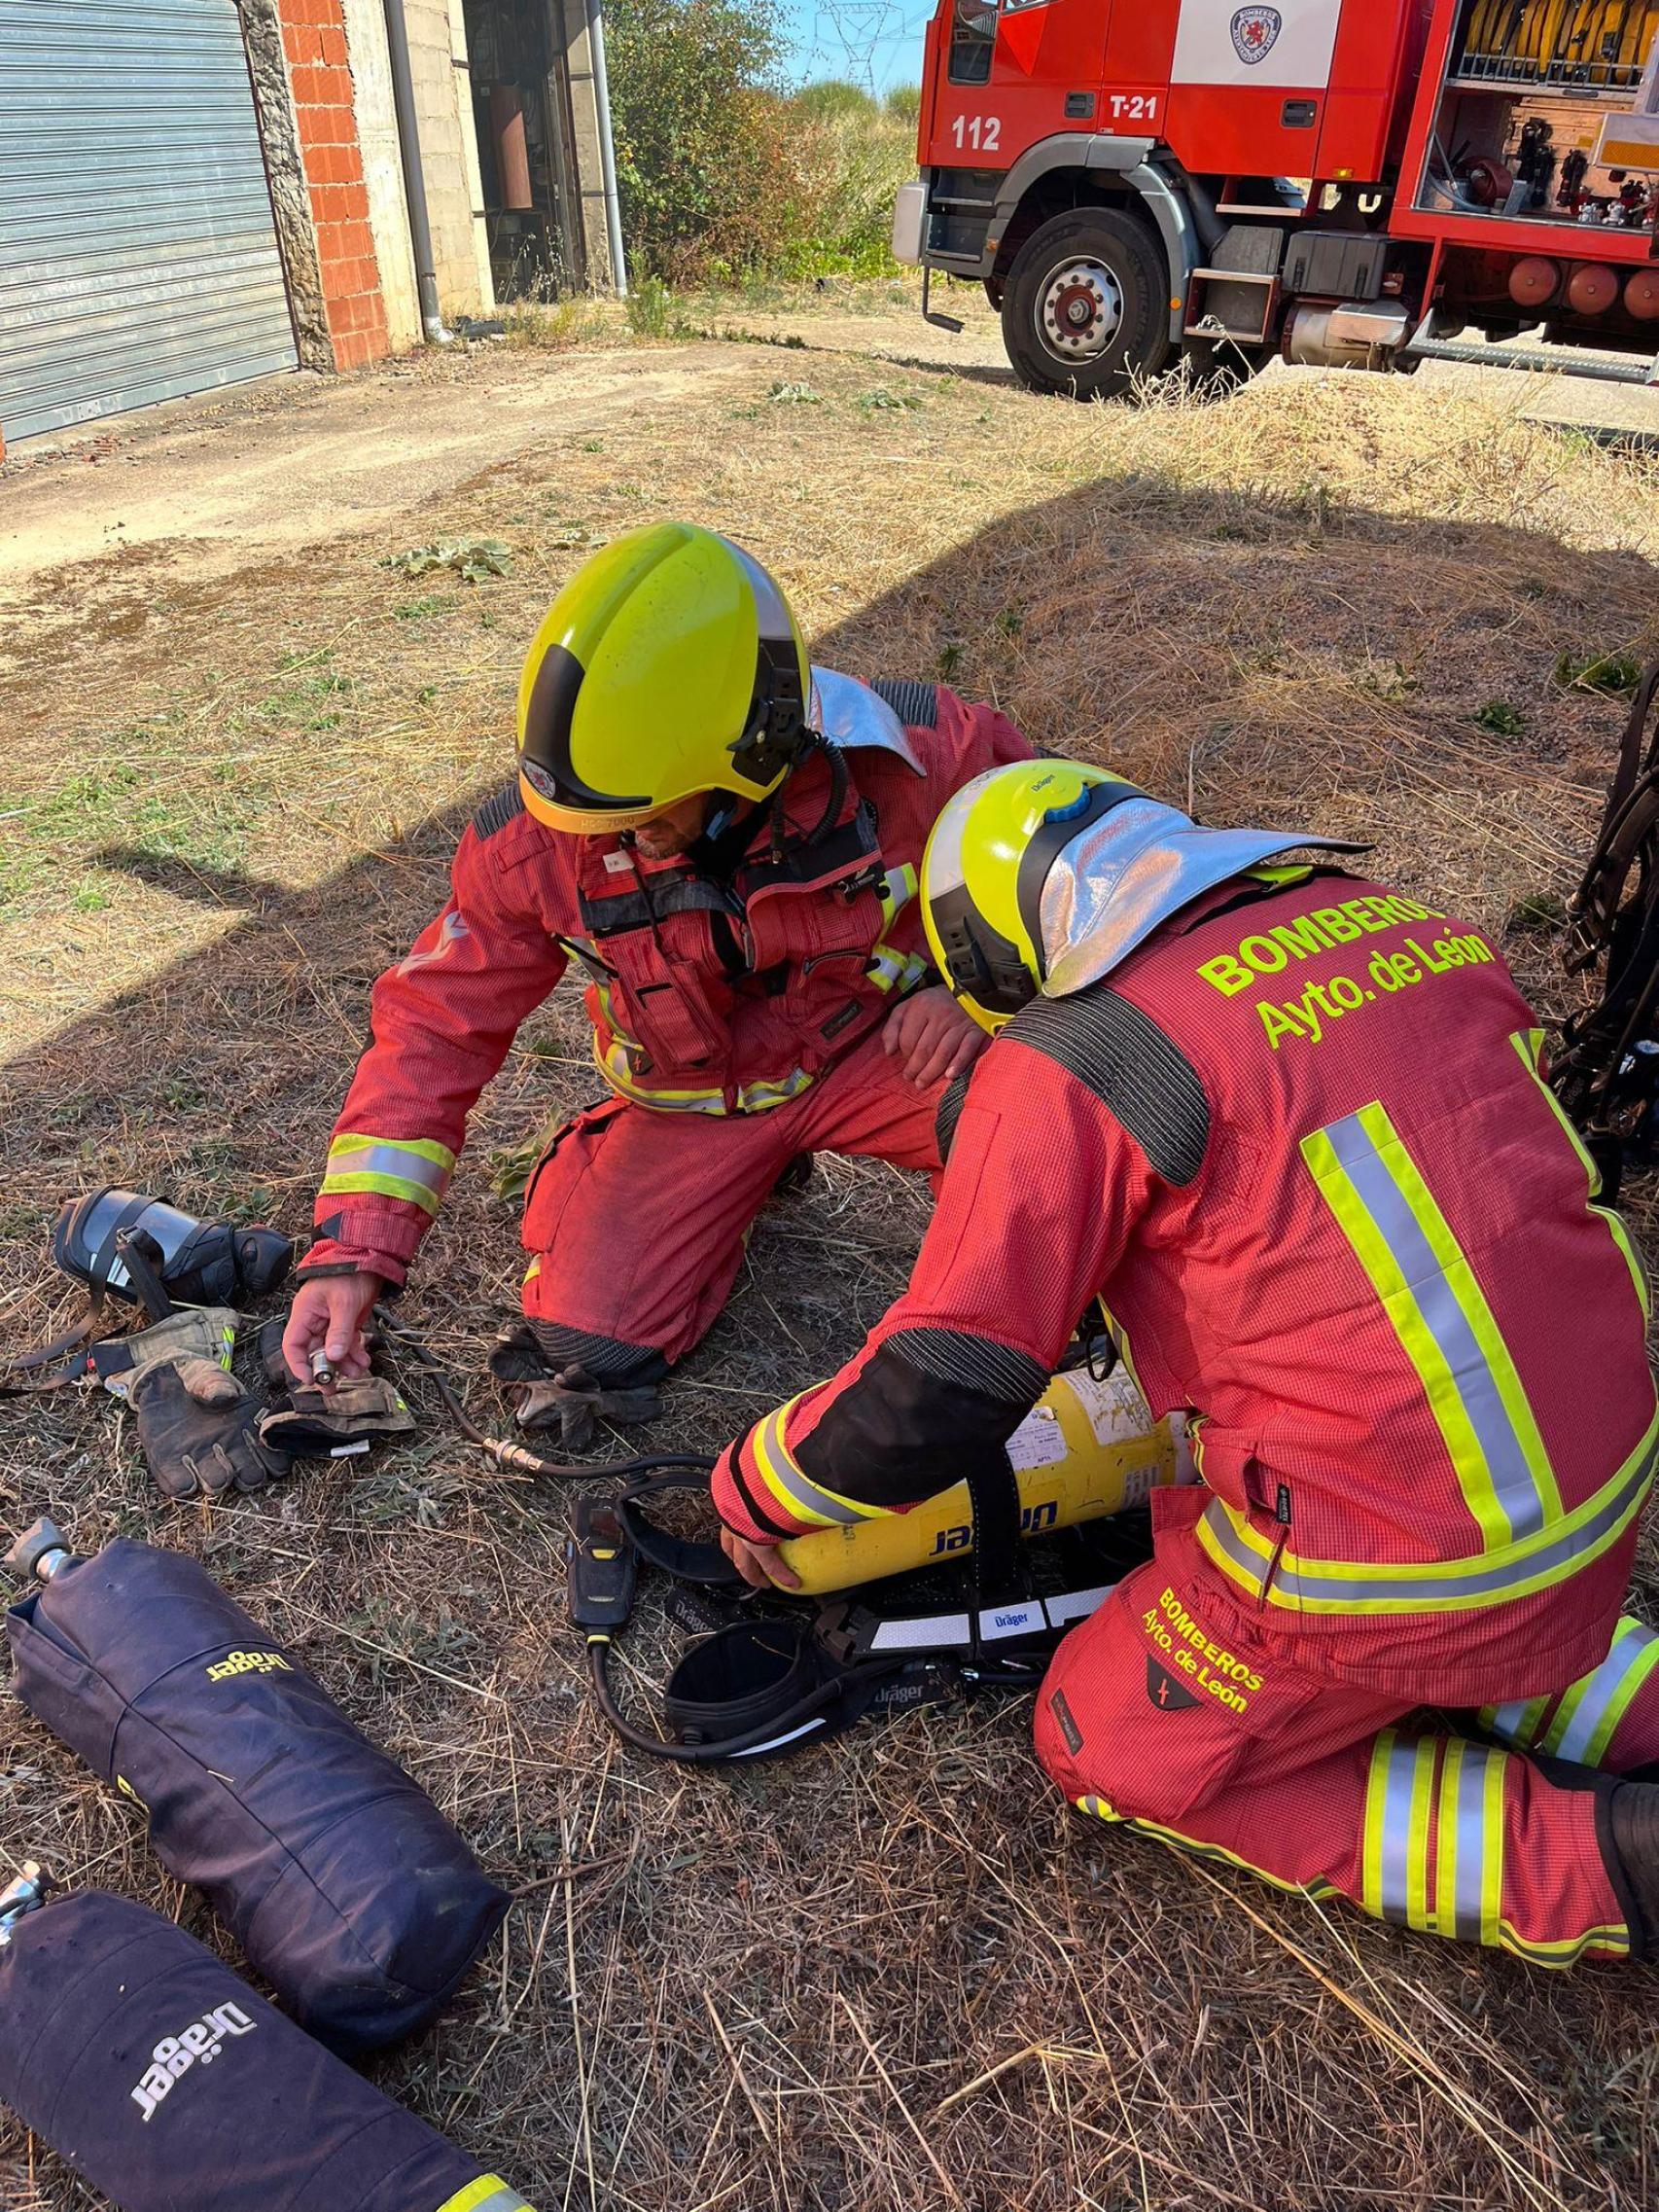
[567,1459,1156,1764]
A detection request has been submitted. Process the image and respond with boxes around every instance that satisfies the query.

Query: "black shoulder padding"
[1007,985,1211,1187]
[888,1327,1049,1405]
[869,678,939,729]
[471,782,525,839]
[794,1338,1036,1508]
[936,1068,971,1162]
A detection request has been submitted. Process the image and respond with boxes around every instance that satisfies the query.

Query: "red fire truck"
[892,0,1659,394]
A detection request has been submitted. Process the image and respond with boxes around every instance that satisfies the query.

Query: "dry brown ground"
[4,314,1659,2212]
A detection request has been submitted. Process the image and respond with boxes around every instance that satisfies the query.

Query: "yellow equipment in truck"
[777,1367,1194,1595]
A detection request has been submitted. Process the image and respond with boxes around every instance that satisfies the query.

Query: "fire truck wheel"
[1002,207,1171,398]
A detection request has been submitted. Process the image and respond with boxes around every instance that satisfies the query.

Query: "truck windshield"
[949,0,996,86]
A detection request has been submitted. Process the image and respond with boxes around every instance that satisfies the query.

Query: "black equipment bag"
[0,1885,533,2212]
[7,1540,510,2054]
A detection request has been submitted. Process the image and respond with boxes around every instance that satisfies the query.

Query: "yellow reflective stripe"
[1075,1797,1340,1898]
[434,2180,535,2212]
[877,862,918,928]
[318,1168,443,1214]
[1098,1302,1144,1400]
[1195,1400,1658,1616]
[1304,1104,1561,1550]
[1508,1028,1650,1323]
[324,1131,455,1216]
[751,1401,888,1528]
[1540,1615,1659,1766]
[736,1070,814,1111]
[1478,1694,1550,1751]
[1480,1746,1506,1949]
[1496,1920,1630,1966]
[1361,1732,1394,1919]
[594,1036,725,1114]
[1434,1739,1464,1938]
[594,1035,814,1117]
[1405,1736,1437,1932]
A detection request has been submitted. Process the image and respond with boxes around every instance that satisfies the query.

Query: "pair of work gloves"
[104,1308,414,1501]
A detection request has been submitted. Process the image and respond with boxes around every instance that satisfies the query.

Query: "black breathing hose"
[373,1310,715,1486]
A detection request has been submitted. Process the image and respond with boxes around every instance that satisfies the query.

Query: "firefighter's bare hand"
[721,1526,802,1591]
[280,1274,383,1384]
[883,985,988,1089]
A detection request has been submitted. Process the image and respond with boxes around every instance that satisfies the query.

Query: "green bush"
[605,0,921,285]
[606,0,801,282]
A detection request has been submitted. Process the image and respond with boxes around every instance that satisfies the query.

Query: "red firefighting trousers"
[520,1031,944,1370]
[1033,1501,1659,1967]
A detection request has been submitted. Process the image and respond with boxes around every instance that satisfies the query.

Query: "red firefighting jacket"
[302,678,1030,1287]
[715,869,1658,1702]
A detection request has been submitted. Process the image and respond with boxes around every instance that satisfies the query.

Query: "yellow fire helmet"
[515,521,813,834]
[922,760,1140,1031]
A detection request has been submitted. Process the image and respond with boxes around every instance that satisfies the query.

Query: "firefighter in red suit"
[280,525,1029,1423]
[714,758,1659,1967]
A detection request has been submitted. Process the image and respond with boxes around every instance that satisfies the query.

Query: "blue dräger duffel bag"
[5,1525,510,2054]
[0,1871,534,2212]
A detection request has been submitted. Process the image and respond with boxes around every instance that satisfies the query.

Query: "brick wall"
[276,0,392,369]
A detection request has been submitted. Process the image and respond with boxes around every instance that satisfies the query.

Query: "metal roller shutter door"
[0,0,299,445]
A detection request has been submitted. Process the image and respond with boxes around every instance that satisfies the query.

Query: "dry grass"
[4,332,1659,2211]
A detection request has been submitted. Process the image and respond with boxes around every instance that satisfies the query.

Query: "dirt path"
[0,342,752,598]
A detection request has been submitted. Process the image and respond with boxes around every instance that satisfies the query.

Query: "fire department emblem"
[1230,5,1282,63]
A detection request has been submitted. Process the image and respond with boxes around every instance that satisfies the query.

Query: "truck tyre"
[1001,207,1172,399]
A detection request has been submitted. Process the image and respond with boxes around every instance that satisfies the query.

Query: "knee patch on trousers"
[527,1319,669,1387]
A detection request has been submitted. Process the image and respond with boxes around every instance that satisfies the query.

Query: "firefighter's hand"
[883,985,988,1089]
[281,1273,383,1384]
[720,1526,802,1591]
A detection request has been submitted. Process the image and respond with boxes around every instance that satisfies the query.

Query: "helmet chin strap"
[765,730,846,864]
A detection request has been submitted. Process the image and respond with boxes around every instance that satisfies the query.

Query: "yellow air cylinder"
[777,1367,1194,1595]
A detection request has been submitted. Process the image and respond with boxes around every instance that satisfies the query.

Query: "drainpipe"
[381,0,451,341]
[585,0,628,298]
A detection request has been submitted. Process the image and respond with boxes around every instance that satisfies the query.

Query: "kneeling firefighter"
[283,525,1030,1430]
[711,759,1659,1969]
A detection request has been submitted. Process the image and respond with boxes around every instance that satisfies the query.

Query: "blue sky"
[779,0,930,92]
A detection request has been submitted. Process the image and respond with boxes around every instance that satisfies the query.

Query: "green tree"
[884,84,921,125]
[605,0,800,281]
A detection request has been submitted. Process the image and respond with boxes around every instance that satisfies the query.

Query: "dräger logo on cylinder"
[204,1648,293,1683]
[130,2002,257,2123]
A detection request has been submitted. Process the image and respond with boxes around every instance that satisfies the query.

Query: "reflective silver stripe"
[1200,1430,1653,1607]
[1551,1617,1659,1763]
[1376,1734,1418,1924]
[326,1141,450,1195]
[1452,1745,1497,1941]
[921,776,980,901]
[866,1588,1115,1653]
[1485,1698,1535,1746]
[467,2192,531,2212]
[753,1411,867,1526]
[1325,1112,1545,1540]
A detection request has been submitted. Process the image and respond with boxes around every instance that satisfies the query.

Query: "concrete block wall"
[276,0,395,367]
[403,0,495,316]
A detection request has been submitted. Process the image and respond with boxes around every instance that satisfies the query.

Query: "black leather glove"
[128,1357,289,1500]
